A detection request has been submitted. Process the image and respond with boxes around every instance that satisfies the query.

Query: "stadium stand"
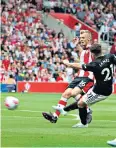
[1,0,116,85]
[43,0,115,36]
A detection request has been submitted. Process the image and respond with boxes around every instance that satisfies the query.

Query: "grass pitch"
[1,93,116,147]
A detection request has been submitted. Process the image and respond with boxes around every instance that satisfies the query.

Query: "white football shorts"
[82,87,108,105]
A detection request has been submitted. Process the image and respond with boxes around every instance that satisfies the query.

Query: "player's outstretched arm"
[63,60,81,69]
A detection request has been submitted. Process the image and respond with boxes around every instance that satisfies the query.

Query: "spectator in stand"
[42,0,116,42]
[2,56,10,71]
[56,72,63,82]
[5,74,16,92]
[76,8,86,22]
[68,38,78,49]
[74,22,81,37]
[100,22,109,41]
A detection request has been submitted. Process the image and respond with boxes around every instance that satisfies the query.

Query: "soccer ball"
[4,96,19,110]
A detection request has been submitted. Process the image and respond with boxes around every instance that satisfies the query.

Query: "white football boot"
[107,139,116,147]
[52,105,67,115]
[72,122,88,128]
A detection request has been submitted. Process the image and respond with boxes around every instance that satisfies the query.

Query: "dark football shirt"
[82,54,116,96]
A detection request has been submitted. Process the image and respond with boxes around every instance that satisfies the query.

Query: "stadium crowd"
[43,0,116,43]
[1,0,79,83]
[1,0,116,85]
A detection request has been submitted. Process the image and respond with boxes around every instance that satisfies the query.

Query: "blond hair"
[80,30,92,41]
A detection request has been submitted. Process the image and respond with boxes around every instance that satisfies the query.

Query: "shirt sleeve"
[82,62,96,72]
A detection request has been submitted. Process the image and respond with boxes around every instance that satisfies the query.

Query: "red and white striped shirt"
[77,48,94,80]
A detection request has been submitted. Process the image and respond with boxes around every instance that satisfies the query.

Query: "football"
[4,96,19,110]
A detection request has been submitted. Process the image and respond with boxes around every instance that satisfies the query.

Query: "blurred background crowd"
[43,0,116,43]
[1,0,116,86]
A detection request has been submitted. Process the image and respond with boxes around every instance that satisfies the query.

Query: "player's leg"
[63,100,92,125]
[52,88,73,118]
[70,95,88,128]
[64,101,78,112]
[42,88,72,123]
[63,78,93,126]
[78,99,87,125]
[42,78,82,123]
[72,78,93,126]
[52,78,94,125]
[52,85,82,116]
[62,94,81,113]
[77,88,108,127]
[53,77,93,113]
[71,92,93,128]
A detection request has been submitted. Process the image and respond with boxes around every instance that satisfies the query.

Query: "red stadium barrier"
[17,82,69,93]
[50,13,98,40]
[17,82,116,94]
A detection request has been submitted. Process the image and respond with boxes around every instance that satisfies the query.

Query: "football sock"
[87,106,91,113]
[64,101,78,112]
[79,107,87,125]
[53,97,68,118]
[64,102,91,113]
[63,94,82,112]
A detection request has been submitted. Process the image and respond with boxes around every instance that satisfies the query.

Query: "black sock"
[64,102,78,112]
[79,107,87,125]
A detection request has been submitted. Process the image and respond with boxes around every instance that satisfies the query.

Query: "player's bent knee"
[71,91,79,97]
[78,100,85,108]
[71,87,82,97]
[62,90,72,99]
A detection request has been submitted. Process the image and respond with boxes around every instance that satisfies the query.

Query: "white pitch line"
[1,109,80,119]
[1,109,116,122]
[0,109,84,118]
[1,109,43,113]
[1,115,116,123]
[1,116,39,119]
[1,115,78,120]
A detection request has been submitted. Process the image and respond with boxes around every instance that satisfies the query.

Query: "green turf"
[1,93,116,147]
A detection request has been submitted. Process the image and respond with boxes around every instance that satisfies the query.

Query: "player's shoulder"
[88,60,97,67]
[104,53,115,58]
[104,53,116,61]
[99,54,116,66]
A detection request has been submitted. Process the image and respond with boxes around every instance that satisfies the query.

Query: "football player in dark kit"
[63,43,116,127]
